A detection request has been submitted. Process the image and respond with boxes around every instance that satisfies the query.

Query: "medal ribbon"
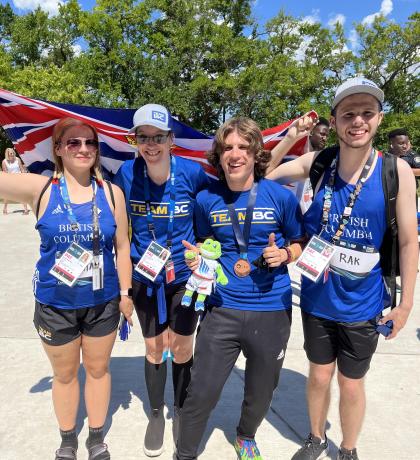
[142,155,177,324]
[321,149,376,245]
[227,182,258,260]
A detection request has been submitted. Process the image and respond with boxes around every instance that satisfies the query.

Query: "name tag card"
[50,242,93,287]
[294,235,336,283]
[135,241,171,282]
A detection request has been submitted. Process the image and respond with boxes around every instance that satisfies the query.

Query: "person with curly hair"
[176,117,306,460]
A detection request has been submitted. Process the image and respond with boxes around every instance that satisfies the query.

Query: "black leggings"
[177,306,292,460]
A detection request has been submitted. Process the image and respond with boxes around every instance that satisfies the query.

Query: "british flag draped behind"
[0,88,310,179]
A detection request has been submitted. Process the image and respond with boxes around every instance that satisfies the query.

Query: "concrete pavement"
[0,203,419,459]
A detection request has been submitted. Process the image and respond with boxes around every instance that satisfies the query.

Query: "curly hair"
[207,117,271,182]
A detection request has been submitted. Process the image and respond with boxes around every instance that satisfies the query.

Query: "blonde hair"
[52,117,103,183]
[5,148,16,160]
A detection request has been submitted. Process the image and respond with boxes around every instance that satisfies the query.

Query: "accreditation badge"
[294,235,336,283]
[135,241,171,282]
[50,242,93,287]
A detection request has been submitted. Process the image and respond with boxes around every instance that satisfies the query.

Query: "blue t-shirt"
[114,156,209,284]
[195,178,305,311]
[34,181,119,309]
[301,154,390,322]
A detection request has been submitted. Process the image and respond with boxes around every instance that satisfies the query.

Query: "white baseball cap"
[129,103,171,133]
[332,77,384,110]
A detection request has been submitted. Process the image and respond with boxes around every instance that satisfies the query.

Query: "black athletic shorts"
[33,297,120,346]
[301,311,380,379]
[132,279,199,338]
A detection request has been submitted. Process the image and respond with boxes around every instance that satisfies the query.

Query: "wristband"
[120,288,133,297]
[281,246,293,265]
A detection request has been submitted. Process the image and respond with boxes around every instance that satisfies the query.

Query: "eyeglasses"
[64,138,99,151]
[135,134,170,144]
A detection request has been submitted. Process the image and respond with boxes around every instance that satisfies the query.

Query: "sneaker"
[144,406,165,457]
[172,406,181,451]
[291,433,329,460]
[233,437,263,460]
[337,447,359,460]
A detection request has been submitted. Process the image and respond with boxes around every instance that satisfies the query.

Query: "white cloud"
[72,44,82,57]
[349,28,359,50]
[13,0,64,16]
[362,0,393,26]
[301,9,321,25]
[328,14,346,28]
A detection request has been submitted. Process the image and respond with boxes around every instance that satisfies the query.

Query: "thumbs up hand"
[263,233,288,267]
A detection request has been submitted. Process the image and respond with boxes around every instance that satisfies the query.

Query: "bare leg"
[306,361,336,438]
[82,331,117,428]
[337,371,366,450]
[3,200,8,214]
[42,337,81,430]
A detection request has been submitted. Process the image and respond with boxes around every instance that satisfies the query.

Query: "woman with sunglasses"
[114,104,209,457]
[2,147,30,214]
[0,117,133,460]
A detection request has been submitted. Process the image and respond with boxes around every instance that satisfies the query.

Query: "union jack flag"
[0,88,313,178]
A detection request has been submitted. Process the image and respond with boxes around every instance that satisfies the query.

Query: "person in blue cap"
[268,77,418,460]
[114,104,209,457]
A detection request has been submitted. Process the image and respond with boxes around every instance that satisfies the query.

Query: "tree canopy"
[0,1,418,152]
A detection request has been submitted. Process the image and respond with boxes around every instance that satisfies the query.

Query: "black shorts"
[132,279,199,338]
[301,311,379,379]
[33,297,120,346]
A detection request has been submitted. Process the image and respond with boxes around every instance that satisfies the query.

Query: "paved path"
[0,204,419,459]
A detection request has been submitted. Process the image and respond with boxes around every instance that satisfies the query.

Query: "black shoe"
[55,446,77,460]
[144,406,165,457]
[337,447,359,460]
[291,433,329,460]
[172,406,181,451]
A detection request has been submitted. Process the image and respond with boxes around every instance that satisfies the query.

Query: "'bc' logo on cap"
[152,111,167,123]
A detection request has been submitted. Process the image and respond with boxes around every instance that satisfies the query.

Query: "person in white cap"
[267,77,418,460]
[114,104,209,457]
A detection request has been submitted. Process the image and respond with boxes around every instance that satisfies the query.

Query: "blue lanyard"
[143,155,176,250]
[59,176,99,245]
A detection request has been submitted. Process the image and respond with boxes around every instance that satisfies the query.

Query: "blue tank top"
[34,180,119,309]
[301,154,390,322]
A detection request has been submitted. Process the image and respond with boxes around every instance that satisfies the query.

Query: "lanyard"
[227,182,258,260]
[321,149,376,244]
[59,175,101,257]
[143,155,176,250]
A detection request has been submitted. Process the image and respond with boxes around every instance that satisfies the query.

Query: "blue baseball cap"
[129,103,171,133]
[332,77,384,110]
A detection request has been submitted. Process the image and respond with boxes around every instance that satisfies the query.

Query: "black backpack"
[309,146,399,307]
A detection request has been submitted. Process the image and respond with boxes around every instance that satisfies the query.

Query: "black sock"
[145,359,167,409]
[86,425,104,449]
[60,426,78,449]
[172,357,193,409]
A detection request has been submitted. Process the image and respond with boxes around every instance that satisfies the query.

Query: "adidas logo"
[52,204,64,215]
[277,349,285,360]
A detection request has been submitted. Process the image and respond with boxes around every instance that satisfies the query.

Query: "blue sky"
[2,0,418,50]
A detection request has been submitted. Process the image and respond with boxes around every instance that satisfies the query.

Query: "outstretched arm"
[266,112,317,174]
[0,171,49,208]
[380,159,418,339]
[266,150,318,184]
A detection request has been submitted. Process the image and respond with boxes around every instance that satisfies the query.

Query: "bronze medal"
[234,258,251,277]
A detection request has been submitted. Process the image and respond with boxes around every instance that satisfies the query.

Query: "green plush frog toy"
[181,238,228,311]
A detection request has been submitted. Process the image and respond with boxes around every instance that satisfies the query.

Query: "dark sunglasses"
[65,138,99,151]
[135,134,170,144]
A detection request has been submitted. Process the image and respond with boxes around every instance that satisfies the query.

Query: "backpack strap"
[309,146,340,192]
[105,179,115,210]
[35,176,53,220]
[381,152,399,307]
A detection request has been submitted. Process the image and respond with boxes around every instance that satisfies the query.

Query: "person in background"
[2,147,30,214]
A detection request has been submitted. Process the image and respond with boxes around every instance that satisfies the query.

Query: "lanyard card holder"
[135,241,171,282]
[92,255,104,291]
[50,242,93,287]
[165,258,176,284]
[294,235,336,283]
